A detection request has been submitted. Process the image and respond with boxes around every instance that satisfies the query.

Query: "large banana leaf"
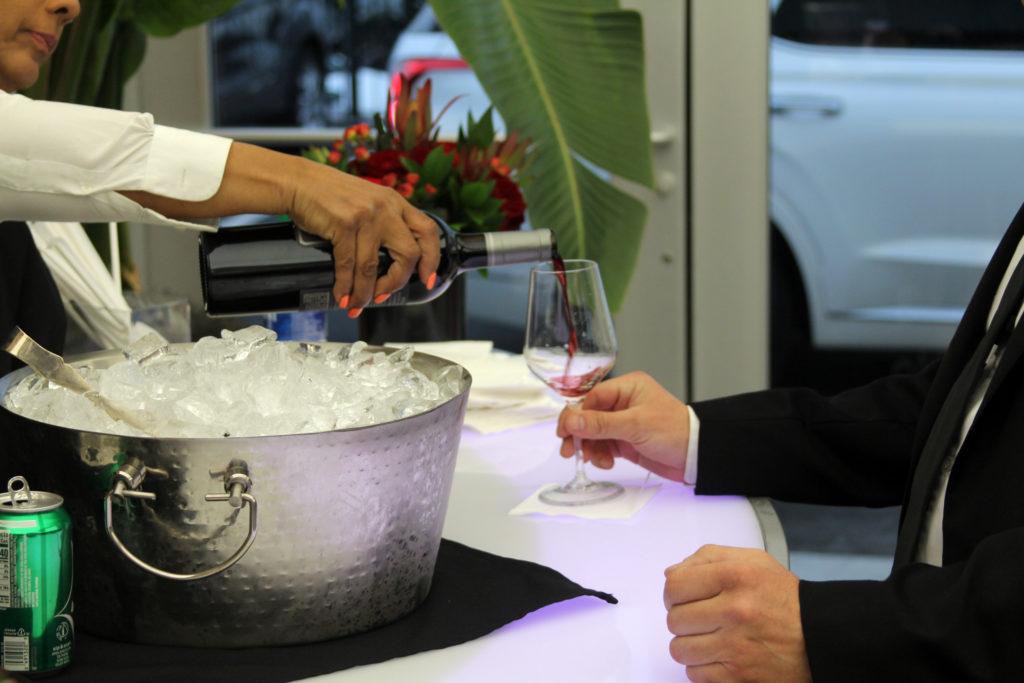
[430,0,654,311]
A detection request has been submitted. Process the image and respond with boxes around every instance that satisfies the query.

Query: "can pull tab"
[6,476,31,506]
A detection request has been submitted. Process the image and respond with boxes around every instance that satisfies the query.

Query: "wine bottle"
[198,213,556,316]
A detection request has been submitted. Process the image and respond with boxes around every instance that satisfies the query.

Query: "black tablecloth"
[53,539,616,682]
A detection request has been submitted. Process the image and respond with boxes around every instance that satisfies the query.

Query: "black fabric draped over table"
[0,227,616,680]
[61,540,616,682]
[0,221,66,484]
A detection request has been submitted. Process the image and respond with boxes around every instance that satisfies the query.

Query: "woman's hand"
[289,160,440,315]
[555,371,691,481]
[120,142,440,315]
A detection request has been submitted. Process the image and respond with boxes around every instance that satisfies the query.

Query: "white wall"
[689,0,770,399]
[618,0,769,400]
[616,0,689,398]
[125,27,216,335]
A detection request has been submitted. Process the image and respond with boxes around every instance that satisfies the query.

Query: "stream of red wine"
[551,252,578,358]
[551,251,581,396]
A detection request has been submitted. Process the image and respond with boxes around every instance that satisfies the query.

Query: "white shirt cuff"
[146,125,232,201]
[683,405,700,486]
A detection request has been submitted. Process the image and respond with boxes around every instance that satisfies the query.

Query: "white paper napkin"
[509,483,661,519]
[391,341,563,434]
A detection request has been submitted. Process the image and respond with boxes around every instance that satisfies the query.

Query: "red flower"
[489,157,511,176]
[409,143,430,165]
[491,172,526,230]
[362,149,403,176]
[304,79,531,237]
[345,122,370,140]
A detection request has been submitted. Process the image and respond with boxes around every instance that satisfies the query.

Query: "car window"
[773,0,1024,50]
[209,0,427,128]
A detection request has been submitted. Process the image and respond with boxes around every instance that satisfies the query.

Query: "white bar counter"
[309,420,782,683]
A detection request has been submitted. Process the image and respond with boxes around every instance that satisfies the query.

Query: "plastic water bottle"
[263,311,327,342]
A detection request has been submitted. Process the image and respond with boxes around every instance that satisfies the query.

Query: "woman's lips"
[26,31,57,55]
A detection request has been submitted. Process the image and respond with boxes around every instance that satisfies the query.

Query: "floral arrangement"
[304,76,530,232]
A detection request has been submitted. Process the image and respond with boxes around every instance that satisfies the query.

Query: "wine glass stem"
[568,398,593,490]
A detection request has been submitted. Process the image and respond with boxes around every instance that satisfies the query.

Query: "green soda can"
[0,477,73,676]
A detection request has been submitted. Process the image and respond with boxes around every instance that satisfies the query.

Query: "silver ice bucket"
[0,343,470,647]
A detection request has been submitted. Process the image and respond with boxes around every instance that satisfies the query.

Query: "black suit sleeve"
[799,525,1024,681]
[690,361,938,506]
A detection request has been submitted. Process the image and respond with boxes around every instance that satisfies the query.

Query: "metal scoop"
[3,326,155,434]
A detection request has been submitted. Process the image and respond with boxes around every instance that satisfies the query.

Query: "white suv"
[390,1,1024,373]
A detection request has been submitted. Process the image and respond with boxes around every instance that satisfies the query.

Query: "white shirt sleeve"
[683,405,700,486]
[0,91,232,231]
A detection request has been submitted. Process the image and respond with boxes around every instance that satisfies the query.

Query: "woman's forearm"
[119,142,300,219]
[122,140,441,313]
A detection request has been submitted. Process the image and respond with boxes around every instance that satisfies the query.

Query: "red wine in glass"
[524,258,622,506]
[528,351,615,398]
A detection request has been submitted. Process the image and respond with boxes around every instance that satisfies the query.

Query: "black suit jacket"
[691,202,1024,681]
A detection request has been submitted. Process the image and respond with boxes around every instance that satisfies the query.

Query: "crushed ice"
[3,326,464,438]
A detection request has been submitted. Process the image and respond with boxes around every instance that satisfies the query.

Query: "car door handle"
[650,126,677,147]
[770,95,844,118]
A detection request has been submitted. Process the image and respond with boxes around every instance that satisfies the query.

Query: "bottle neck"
[456,229,556,271]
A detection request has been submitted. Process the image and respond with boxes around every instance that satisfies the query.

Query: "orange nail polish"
[426,273,437,290]
[339,295,349,309]
[374,292,390,304]
[347,307,363,319]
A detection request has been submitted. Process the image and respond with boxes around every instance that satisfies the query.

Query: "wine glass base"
[538,480,625,507]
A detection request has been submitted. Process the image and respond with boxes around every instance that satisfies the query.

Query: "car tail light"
[390,58,469,99]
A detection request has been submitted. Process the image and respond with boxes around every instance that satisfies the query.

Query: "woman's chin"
[0,58,43,92]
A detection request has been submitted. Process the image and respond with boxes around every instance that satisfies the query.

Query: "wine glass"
[524,259,623,505]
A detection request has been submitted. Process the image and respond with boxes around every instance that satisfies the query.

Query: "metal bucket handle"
[103,458,258,581]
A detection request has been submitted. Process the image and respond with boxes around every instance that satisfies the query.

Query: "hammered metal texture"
[0,344,470,647]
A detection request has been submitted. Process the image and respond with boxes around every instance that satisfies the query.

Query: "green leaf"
[481,196,503,215]
[459,180,496,208]
[303,147,331,164]
[466,206,494,226]
[373,112,388,137]
[422,146,454,187]
[401,110,419,149]
[128,0,242,37]
[430,0,655,310]
[466,106,496,149]
[400,157,422,173]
